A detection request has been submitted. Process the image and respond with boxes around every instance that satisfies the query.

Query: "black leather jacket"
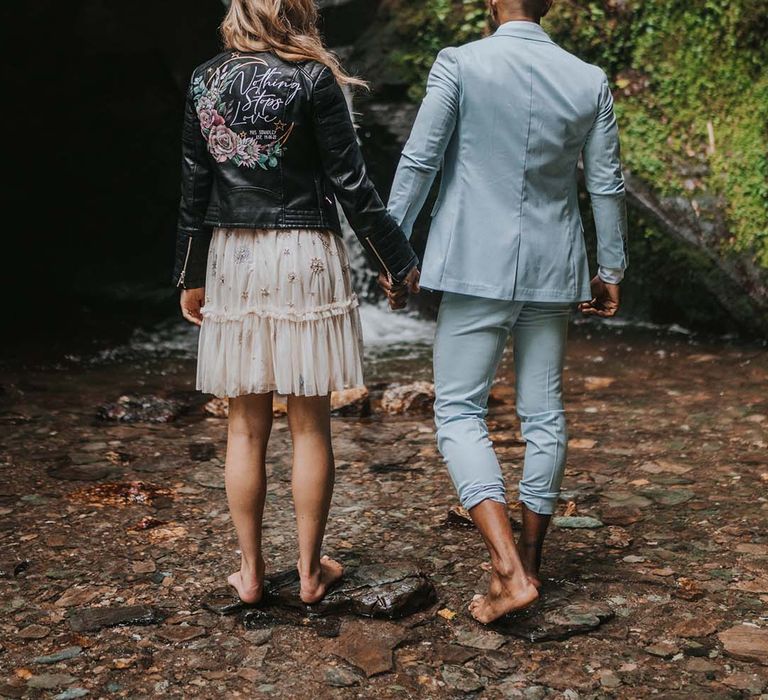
[172,50,418,289]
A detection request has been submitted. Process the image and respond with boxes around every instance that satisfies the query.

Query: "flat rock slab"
[68,605,164,632]
[718,624,768,665]
[202,562,436,621]
[553,516,604,529]
[491,582,614,642]
[327,619,407,676]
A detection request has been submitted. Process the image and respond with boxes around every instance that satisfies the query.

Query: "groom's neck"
[499,13,541,23]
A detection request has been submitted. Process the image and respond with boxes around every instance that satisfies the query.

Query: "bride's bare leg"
[225,392,273,604]
[287,394,343,604]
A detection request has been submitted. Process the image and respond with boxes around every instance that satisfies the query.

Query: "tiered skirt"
[196,227,365,398]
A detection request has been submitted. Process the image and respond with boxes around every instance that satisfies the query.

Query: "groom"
[382,0,628,622]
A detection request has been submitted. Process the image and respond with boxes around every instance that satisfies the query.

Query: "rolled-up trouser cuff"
[518,487,559,516]
[461,483,507,512]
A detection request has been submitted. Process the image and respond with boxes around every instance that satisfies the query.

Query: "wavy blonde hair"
[221,0,366,88]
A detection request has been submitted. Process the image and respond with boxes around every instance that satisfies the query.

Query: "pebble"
[18,624,51,639]
[599,669,621,688]
[27,674,77,689]
[33,646,83,664]
[324,665,362,687]
[644,641,678,658]
[440,665,484,693]
[53,690,89,700]
[552,516,604,529]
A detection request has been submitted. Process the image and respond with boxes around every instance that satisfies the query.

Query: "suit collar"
[493,20,554,44]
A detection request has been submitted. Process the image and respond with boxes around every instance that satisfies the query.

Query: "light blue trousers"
[433,293,571,515]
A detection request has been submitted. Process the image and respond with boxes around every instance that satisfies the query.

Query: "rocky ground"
[1,322,767,699]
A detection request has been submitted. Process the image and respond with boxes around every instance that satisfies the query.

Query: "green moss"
[386,0,768,270]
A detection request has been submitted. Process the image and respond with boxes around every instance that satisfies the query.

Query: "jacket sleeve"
[172,75,214,289]
[582,73,629,274]
[311,66,418,284]
[387,48,460,238]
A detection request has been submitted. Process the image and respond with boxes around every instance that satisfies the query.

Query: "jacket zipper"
[177,238,193,288]
[366,238,393,285]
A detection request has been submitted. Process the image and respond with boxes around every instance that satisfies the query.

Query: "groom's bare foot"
[227,556,265,604]
[298,555,343,604]
[468,565,539,624]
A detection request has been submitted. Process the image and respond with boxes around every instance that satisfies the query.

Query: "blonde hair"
[221,0,366,89]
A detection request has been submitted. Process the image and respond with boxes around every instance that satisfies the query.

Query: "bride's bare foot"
[468,565,539,624]
[298,555,343,605]
[227,556,265,605]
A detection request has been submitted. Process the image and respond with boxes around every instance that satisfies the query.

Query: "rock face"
[203,562,436,621]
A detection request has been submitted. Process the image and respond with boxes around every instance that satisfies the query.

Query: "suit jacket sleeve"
[582,73,629,273]
[388,48,461,238]
[172,75,214,289]
[311,66,418,283]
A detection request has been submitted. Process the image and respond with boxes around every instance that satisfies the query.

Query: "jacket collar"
[493,20,554,44]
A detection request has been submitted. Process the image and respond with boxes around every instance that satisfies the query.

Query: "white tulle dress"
[196,227,365,398]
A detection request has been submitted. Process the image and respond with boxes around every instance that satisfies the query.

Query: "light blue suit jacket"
[388,21,629,302]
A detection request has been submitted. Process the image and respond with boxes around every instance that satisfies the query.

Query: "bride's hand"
[180,288,205,326]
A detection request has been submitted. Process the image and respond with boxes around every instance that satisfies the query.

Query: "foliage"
[386,0,768,269]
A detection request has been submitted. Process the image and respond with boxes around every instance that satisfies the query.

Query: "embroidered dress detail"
[197,228,365,398]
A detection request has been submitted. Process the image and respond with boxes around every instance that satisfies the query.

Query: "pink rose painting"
[208,125,238,163]
[198,109,216,130]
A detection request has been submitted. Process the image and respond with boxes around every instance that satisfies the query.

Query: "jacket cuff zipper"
[177,237,193,288]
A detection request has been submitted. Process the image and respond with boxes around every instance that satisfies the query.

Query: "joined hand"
[378,267,421,310]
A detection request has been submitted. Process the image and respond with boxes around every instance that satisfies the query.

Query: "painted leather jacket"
[173,50,418,289]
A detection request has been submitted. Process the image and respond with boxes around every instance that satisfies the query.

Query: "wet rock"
[201,589,249,616]
[26,674,77,690]
[264,562,437,619]
[68,605,163,632]
[718,624,768,665]
[33,646,83,664]
[331,387,371,417]
[475,650,518,677]
[552,516,603,529]
[97,394,187,423]
[328,619,406,676]
[453,625,506,650]
[492,585,614,642]
[324,665,362,687]
[441,665,484,693]
[644,641,678,658]
[381,381,435,415]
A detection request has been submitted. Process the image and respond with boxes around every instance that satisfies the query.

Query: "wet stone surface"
[1,325,767,697]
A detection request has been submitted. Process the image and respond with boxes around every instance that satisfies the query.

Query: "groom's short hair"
[501,0,551,19]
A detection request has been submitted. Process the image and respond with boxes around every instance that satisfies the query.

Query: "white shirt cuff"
[598,266,625,285]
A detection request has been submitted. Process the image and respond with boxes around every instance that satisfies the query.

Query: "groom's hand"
[378,267,421,310]
[579,275,620,318]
